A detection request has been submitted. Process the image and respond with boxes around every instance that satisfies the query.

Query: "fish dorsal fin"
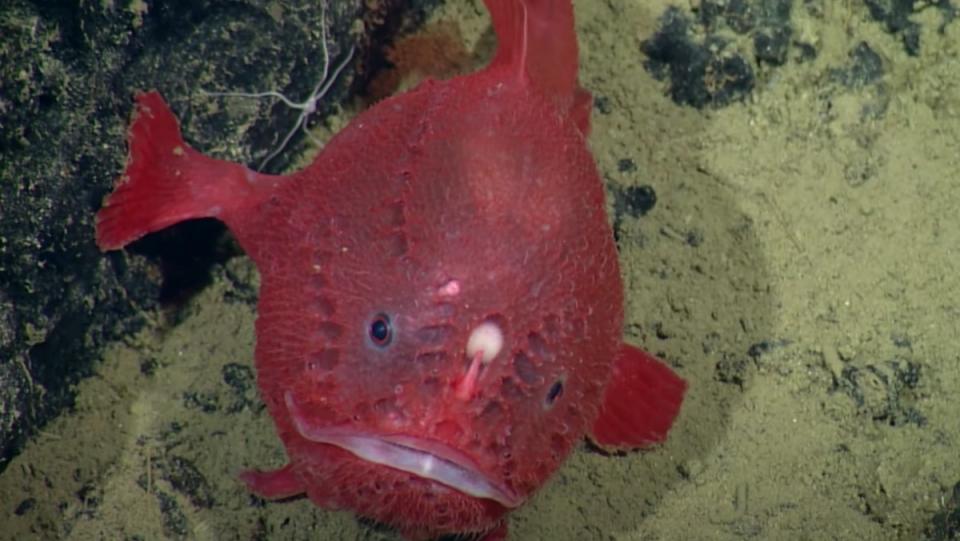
[485,0,580,115]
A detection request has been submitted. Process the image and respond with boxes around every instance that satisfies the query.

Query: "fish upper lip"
[284,392,521,508]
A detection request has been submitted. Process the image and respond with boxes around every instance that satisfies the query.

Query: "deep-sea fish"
[95,1,687,539]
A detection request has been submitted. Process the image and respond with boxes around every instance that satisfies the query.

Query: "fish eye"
[368,314,392,347]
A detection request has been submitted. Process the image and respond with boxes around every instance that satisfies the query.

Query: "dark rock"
[182,391,220,413]
[695,0,794,65]
[642,7,755,108]
[834,360,925,427]
[593,95,613,115]
[715,352,750,389]
[617,184,657,218]
[14,497,36,516]
[831,42,885,89]
[222,362,259,413]
[754,26,791,65]
[156,490,188,539]
[698,0,757,34]
[139,357,160,377]
[612,184,657,245]
[685,230,704,247]
[794,41,818,63]
[162,455,215,509]
[863,0,955,56]
[615,185,657,218]
[0,0,433,475]
[925,481,960,541]
[747,338,790,359]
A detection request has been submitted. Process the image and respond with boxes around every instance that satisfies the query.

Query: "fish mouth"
[284,392,521,508]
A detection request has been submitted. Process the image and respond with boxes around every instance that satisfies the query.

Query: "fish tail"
[95,91,277,251]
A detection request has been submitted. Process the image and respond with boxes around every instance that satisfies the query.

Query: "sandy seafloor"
[2,0,959,540]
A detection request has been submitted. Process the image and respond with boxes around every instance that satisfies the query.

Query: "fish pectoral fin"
[239,463,305,500]
[588,344,687,450]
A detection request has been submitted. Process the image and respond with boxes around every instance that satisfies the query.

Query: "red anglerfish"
[96,1,687,539]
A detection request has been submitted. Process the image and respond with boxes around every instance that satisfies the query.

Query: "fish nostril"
[527,331,550,360]
[513,351,543,386]
[544,379,564,408]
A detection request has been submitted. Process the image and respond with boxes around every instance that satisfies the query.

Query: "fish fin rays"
[589,344,687,450]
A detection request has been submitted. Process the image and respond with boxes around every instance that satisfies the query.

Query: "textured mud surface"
[1,0,958,540]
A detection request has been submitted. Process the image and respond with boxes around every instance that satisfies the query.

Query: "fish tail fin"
[95,91,276,251]
[589,344,687,450]
[484,0,590,133]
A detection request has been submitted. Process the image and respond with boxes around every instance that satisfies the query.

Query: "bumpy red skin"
[95,1,687,539]
[229,64,621,538]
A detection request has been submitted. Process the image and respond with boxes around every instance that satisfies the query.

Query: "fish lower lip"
[284,392,520,508]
